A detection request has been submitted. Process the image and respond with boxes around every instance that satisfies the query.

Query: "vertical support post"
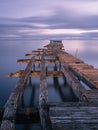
[38,51,40,68]
[53,49,58,72]
[59,62,61,71]
[29,77,32,85]
[32,58,35,71]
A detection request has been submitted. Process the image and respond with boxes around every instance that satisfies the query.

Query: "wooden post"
[54,64,58,71]
[38,51,40,68]
[0,58,34,130]
[32,58,35,71]
[59,62,61,71]
[28,77,32,86]
[21,94,25,108]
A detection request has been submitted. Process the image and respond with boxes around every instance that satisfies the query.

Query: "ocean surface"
[0,39,98,129]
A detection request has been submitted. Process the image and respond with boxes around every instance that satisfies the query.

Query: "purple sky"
[0,0,98,39]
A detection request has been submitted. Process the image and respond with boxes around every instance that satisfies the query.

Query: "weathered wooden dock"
[1,40,98,130]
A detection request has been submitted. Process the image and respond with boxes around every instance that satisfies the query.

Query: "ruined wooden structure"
[1,40,98,130]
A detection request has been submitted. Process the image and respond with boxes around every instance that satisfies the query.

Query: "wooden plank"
[49,102,98,130]
[68,66,98,88]
[58,53,83,64]
[69,63,93,70]
[47,101,98,107]
[39,50,52,130]
[58,53,98,89]
[0,58,34,130]
[82,90,98,102]
[25,53,57,57]
[61,66,88,101]
[25,53,37,57]
[70,67,98,89]
[32,50,64,53]
[17,59,59,64]
[6,70,63,78]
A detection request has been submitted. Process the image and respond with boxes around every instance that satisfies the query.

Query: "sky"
[0,0,98,39]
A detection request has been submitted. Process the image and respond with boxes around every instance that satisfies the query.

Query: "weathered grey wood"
[39,50,52,130]
[47,101,98,107]
[17,58,59,64]
[69,67,98,89]
[58,52,98,89]
[0,58,34,130]
[49,104,98,130]
[7,70,63,78]
[61,65,88,101]
[32,50,64,53]
[25,53,58,57]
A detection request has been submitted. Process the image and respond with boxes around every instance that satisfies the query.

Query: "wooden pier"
[1,40,98,130]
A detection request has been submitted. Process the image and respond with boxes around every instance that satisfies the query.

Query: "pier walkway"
[1,40,98,130]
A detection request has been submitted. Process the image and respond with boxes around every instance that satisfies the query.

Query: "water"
[0,39,98,106]
[0,39,98,129]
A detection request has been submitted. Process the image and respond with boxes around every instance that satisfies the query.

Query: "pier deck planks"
[58,53,98,89]
[48,102,98,130]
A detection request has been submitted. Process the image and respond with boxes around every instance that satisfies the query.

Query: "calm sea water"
[0,39,98,107]
[0,39,98,129]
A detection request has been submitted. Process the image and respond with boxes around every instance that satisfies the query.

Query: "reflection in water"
[19,65,78,108]
[29,78,35,107]
[16,124,41,130]
[52,64,78,102]
[20,78,36,108]
[20,78,77,108]
[53,77,78,102]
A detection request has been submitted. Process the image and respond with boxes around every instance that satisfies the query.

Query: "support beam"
[6,70,63,78]
[0,58,34,130]
[17,59,59,64]
[61,65,88,101]
[39,50,52,130]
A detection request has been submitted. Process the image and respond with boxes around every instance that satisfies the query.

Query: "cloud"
[0,4,98,39]
[18,8,98,31]
[1,0,98,18]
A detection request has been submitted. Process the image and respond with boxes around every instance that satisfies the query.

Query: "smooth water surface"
[0,39,98,107]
